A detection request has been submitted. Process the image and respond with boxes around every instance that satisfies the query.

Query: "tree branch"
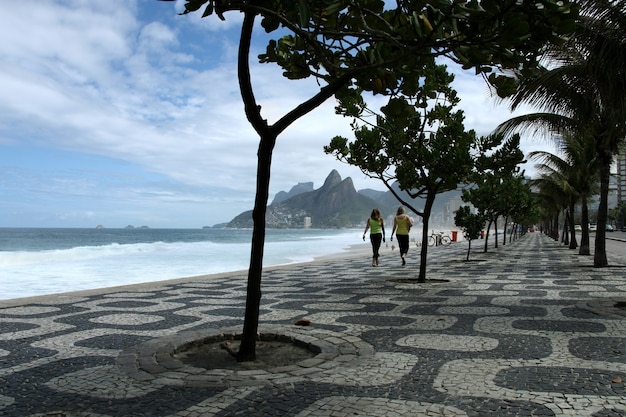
[238,10,267,135]
[273,73,353,135]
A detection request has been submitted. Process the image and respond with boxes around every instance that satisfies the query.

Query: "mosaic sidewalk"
[1,232,626,416]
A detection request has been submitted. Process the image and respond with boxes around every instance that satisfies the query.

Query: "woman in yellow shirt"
[363,208,385,266]
[391,206,413,265]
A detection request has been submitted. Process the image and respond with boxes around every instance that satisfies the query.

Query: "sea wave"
[0,229,363,300]
[0,240,224,267]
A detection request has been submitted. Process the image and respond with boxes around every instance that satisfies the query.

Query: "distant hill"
[271,182,314,204]
[227,170,393,228]
[358,188,387,201]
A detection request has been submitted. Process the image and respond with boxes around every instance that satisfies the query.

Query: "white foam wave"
[0,230,361,300]
[0,241,222,267]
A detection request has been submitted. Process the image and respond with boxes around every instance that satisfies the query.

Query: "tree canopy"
[454,205,484,261]
[528,132,599,253]
[326,61,477,282]
[184,1,578,104]
[461,134,527,251]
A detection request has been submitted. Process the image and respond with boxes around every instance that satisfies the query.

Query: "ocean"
[0,228,365,301]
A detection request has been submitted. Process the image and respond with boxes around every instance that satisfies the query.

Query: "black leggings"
[396,234,409,256]
[370,233,383,260]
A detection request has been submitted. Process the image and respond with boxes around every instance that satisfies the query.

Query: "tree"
[610,201,626,229]
[462,134,526,252]
[175,0,578,361]
[495,0,626,267]
[532,172,569,241]
[530,151,578,248]
[528,132,599,254]
[535,172,570,241]
[509,191,539,241]
[326,62,477,282]
[454,205,484,261]
[497,173,534,246]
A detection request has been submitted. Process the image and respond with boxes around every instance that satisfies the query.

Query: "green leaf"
[261,15,281,32]
[183,0,209,13]
[487,74,518,98]
[201,3,213,18]
[298,0,310,28]
[323,1,348,17]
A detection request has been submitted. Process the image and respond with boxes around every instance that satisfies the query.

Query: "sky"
[0,0,553,228]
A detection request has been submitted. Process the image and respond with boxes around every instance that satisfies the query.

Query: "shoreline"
[0,242,373,308]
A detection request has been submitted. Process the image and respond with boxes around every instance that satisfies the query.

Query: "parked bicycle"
[428,231,452,246]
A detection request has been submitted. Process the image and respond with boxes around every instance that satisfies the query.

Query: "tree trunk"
[494,217,498,249]
[594,150,611,267]
[466,239,472,261]
[561,209,569,245]
[552,212,560,241]
[567,203,577,250]
[510,222,518,242]
[579,195,591,255]
[237,134,275,361]
[483,220,492,252]
[417,195,436,282]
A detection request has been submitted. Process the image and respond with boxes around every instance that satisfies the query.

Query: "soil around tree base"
[173,339,316,370]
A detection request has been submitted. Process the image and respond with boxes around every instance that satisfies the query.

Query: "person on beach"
[391,206,413,265]
[363,208,385,266]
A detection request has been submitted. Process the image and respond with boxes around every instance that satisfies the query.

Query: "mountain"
[271,182,314,204]
[358,188,388,201]
[227,170,389,228]
[226,170,463,229]
[360,183,462,217]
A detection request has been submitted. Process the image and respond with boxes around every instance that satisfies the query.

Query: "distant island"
[204,224,227,229]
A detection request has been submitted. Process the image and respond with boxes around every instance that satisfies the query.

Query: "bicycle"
[428,231,452,246]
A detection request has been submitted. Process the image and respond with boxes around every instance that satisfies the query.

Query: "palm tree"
[528,132,599,255]
[532,173,569,242]
[530,153,578,248]
[496,0,626,267]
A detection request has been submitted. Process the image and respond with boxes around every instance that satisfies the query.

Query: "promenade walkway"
[1,232,625,416]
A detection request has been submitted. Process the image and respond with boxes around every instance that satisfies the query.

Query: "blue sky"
[0,0,547,228]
